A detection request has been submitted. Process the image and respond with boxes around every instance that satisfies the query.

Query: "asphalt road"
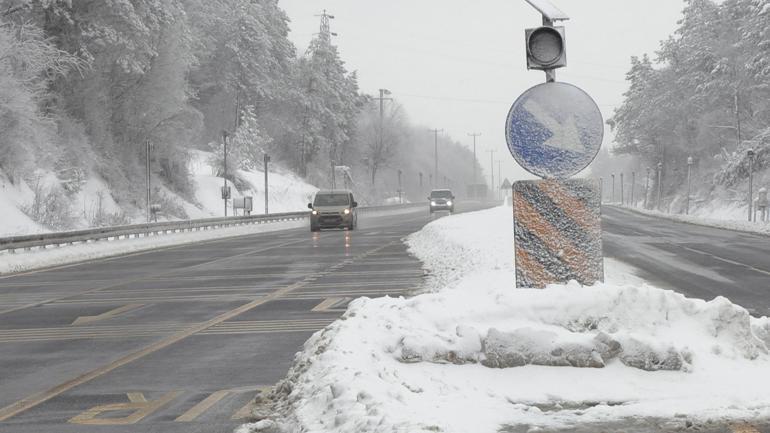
[603,206,770,317]
[2,203,769,433]
[0,202,487,433]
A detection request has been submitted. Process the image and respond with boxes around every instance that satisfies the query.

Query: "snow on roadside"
[0,218,306,275]
[0,173,48,236]
[612,204,770,236]
[189,150,318,217]
[245,206,770,433]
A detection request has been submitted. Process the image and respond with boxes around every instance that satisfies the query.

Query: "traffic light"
[525,25,567,70]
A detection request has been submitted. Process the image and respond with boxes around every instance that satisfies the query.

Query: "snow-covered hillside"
[186,150,318,219]
[0,151,318,237]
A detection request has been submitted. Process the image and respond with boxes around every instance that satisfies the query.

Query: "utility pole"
[486,149,497,198]
[316,9,337,41]
[468,132,482,183]
[264,153,271,215]
[429,128,443,182]
[374,88,392,184]
[748,149,755,222]
[223,131,229,217]
[657,162,663,211]
[145,139,151,223]
[631,172,636,207]
[419,172,423,191]
[644,167,650,209]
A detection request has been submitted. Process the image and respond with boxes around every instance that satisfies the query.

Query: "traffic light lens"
[528,27,563,65]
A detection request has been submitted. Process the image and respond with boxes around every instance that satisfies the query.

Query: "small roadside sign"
[505,82,603,179]
[501,178,512,189]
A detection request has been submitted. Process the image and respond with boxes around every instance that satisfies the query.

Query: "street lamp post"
[397,169,403,204]
[620,173,624,206]
[686,156,693,215]
[611,173,615,203]
[644,167,650,209]
[145,139,152,223]
[264,153,271,215]
[748,148,755,222]
[222,131,229,217]
[657,162,663,211]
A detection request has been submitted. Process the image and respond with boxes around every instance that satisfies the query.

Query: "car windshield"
[430,191,453,198]
[314,194,350,207]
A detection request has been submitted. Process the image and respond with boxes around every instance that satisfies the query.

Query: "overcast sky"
[279,0,685,182]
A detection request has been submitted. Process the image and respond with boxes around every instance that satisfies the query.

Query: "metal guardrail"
[0,202,425,253]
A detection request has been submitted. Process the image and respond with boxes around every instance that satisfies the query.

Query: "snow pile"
[246,206,770,433]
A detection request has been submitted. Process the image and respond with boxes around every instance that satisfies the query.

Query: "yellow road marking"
[312,297,345,312]
[68,391,180,425]
[0,240,399,421]
[0,319,336,343]
[175,390,231,422]
[72,304,144,326]
[731,425,761,433]
[230,386,271,421]
[127,392,147,403]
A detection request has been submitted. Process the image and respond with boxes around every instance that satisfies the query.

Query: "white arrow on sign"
[523,99,584,153]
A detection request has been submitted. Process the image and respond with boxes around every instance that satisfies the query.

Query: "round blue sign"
[505,82,603,179]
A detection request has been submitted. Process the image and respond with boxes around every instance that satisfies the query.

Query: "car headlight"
[431,201,437,206]
[446,201,453,206]
[311,210,318,215]
[343,208,350,215]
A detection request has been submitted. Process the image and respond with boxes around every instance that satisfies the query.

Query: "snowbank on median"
[245,206,770,433]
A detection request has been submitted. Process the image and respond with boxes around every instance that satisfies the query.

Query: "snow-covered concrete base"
[243,206,770,433]
[0,218,306,275]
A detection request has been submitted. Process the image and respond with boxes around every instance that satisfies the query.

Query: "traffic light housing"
[525,26,567,70]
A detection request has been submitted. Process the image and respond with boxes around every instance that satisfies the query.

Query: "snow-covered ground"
[0,218,307,275]
[243,206,770,433]
[0,174,48,235]
[613,203,770,236]
[0,151,318,237]
[187,150,318,219]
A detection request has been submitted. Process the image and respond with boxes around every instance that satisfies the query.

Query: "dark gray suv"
[429,189,455,214]
[308,190,358,231]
